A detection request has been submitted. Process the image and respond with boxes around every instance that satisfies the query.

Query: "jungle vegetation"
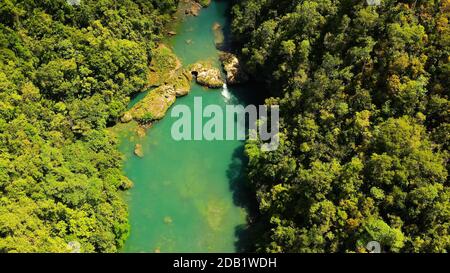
[232,0,450,252]
[0,0,448,254]
[0,0,179,252]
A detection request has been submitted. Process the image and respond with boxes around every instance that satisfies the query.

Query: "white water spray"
[221,83,231,101]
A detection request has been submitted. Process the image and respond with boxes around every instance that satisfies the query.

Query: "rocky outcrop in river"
[123,85,177,123]
[189,62,224,88]
[213,22,224,49]
[134,144,144,158]
[219,52,248,85]
[147,44,192,97]
[120,43,194,124]
[183,0,210,16]
[174,71,193,97]
[147,45,182,87]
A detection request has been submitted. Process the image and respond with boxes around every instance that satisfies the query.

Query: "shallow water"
[120,0,256,253]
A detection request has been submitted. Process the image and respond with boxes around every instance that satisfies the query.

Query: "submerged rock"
[189,62,224,89]
[136,126,146,138]
[212,22,224,49]
[164,216,173,225]
[219,52,248,85]
[134,144,144,158]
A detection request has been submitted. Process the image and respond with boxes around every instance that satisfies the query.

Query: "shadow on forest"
[226,144,266,252]
[223,72,269,253]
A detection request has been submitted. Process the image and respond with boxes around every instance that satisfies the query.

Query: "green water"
[120,0,255,253]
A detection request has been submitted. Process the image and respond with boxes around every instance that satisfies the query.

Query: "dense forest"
[233,0,449,252]
[0,0,179,252]
[1,0,448,254]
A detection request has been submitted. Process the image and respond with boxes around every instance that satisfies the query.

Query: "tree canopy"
[232,0,449,252]
[0,0,178,252]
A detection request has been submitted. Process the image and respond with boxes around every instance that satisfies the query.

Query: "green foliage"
[196,0,211,8]
[234,0,450,253]
[0,0,178,252]
[147,44,181,87]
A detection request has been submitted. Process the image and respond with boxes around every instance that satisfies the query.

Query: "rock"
[120,42,193,124]
[128,85,176,122]
[197,70,224,88]
[148,44,181,87]
[219,52,248,85]
[205,0,211,5]
[189,62,224,89]
[185,1,202,16]
[120,112,133,123]
[134,144,144,158]
[175,87,189,97]
[120,177,134,190]
[212,22,224,49]
[212,22,221,30]
[164,216,173,225]
[174,71,193,97]
[147,44,192,96]
[136,126,146,138]
[195,0,211,7]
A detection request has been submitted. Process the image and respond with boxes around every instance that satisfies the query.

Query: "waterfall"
[221,83,231,101]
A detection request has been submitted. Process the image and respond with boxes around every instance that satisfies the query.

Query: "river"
[118,0,258,253]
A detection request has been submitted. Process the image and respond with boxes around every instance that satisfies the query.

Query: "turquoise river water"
[119,0,258,253]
